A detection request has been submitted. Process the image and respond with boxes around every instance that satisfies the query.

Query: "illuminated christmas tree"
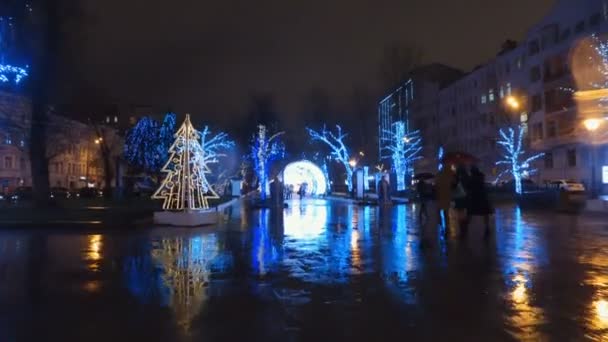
[152,114,218,210]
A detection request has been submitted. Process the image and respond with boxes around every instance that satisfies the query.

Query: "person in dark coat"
[416,179,432,222]
[453,165,470,237]
[465,165,493,238]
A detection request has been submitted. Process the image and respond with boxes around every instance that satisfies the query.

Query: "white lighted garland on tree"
[382,121,422,191]
[152,115,218,210]
[307,125,354,191]
[496,125,544,194]
[251,125,285,200]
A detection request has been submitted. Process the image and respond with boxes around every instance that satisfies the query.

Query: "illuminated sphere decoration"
[283,160,327,196]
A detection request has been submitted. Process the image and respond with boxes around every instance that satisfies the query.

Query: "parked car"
[547,180,586,193]
[50,187,71,199]
[78,187,102,198]
[10,186,33,201]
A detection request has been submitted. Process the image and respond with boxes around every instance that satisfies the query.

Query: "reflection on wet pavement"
[1,199,608,340]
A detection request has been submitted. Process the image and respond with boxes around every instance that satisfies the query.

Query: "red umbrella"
[441,151,478,165]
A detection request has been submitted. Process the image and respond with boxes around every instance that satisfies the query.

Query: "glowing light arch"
[282,160,328,196]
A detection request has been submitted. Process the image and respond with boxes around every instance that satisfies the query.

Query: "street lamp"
[583,118,603,198]
[584,118,602,132]
[505,95,520,110]
[349,159,357,168]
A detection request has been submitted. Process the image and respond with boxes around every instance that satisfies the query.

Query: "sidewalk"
[326,192,410,204]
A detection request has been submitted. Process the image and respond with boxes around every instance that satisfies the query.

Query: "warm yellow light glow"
[94,138,102,144]
[512,274,528,304]
[596,300,608,323]
[584,118,603,132]
[349,159,357,168]
[88,234,102,261]
[506,96,520,110]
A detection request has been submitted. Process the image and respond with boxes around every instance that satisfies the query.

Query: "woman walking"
[435,167,454,230]
[453,166,470,237]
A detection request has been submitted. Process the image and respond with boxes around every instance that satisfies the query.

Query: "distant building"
[377,64,463,173]
[394,0,608,193]
[0,91,121,194]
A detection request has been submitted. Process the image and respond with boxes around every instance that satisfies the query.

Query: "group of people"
[418,164,493,239]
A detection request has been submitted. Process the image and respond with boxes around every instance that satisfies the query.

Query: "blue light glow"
[251,125,285,200]
[381,121,422,191]
[0,63,28,84]
[125,113,176,172]
[307,125,354,191]
[496,125,544,194]
[438,146,444,171]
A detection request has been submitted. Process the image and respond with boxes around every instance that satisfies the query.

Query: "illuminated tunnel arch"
[282,160,327,196]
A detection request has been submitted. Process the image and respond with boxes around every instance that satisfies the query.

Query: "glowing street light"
[349,159,357,168]
[584,118,603,132]
[505,95,520,110]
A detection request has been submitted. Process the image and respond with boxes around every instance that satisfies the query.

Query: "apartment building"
[0,91,119,194]
[377,64,463,173]
[382,0,608,192]
[524,0,608,190]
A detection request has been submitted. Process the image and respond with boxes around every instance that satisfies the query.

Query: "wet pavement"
[1,199,608,341]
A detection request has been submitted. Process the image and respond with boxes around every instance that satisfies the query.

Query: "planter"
[153,209,218,226]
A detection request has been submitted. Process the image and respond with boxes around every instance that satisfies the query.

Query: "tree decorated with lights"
[382,121,422,191]
[307,125,354,191]
[199,125,235,194]
[125,113,176,173]
[496,125,544,194]
[251,125,285,200]
[152,115,218,210]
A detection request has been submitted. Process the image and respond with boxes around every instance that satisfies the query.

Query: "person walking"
[453,165,470,238]
[435,167,455,231]
[465,166,493,239]
[416,179,432,223]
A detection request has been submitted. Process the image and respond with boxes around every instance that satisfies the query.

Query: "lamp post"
[583,118,602,198]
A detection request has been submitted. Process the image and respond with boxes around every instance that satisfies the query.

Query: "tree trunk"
[29,0,59,207]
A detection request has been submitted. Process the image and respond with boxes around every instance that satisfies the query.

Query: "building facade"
[524,0,608,191]
[377,64,463,174]
[0,90,117,194]
[382,0,608,192]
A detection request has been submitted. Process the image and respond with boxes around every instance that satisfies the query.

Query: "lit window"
[489,89,495,102]
[507,83,512,95]
[499,87,504,98]
[114,116,118,123]
[481,95,487,104]
[5,134,11,145]
[106,116,110,123]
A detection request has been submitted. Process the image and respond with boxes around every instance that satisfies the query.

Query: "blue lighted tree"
[496,125,544,194]
[200,126,235,194]
[307,125,354,191]
[125,113,176,173]
[251,125,285,200]
[382,121,422,191]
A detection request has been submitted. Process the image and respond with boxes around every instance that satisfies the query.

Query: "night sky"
[81,0,554,125]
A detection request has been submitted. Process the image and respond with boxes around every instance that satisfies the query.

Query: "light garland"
[251,125,285,200]
[382,121,422,191]
[152,114,219,210]
[307,125,354,191]
[0,63,28,84]
[496,125,544,194]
